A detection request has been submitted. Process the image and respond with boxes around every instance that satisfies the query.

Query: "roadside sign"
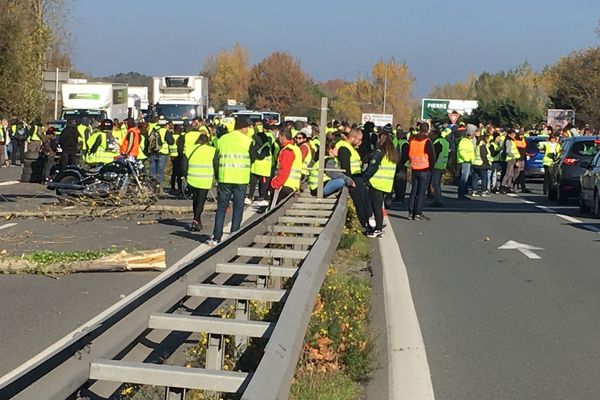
[421,98,478,120]
[547,109,575,129]
[284,116,308,123]
[448,112,461,124]
[361,113,393,127]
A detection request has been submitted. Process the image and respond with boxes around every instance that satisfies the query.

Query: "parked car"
[524,136,547,179]
[579,148,600,217]
[47,119,66,134]
[549,136,600,204]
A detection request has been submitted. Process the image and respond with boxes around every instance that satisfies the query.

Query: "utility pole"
[382,64,388,114]
[317,97,328,198]
[54,67,59,119]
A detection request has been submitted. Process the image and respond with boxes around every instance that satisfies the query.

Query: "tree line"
[1,6,600,129]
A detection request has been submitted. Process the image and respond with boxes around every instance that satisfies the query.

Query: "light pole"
[382,64,388,114]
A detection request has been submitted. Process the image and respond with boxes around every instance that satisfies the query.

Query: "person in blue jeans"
[309,141,355,197]
[212,183,247,242]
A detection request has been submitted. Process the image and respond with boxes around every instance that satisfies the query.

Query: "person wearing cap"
[456,124,476,198]
[209,117,256,246]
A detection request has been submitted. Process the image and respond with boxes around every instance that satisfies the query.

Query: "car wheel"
[558,190,569,205]
[594,192,600,219]
[580,194,590,213]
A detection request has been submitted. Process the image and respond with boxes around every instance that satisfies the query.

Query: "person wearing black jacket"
[394,129,409,203]
[59,119,79,169]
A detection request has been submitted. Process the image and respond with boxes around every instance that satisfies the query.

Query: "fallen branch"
[0,249,166,274]
[0,204,214,219]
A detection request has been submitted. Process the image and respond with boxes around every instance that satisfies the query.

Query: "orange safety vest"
[408,138,431,170]
[120,127,140,157]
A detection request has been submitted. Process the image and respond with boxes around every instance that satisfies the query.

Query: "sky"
[70,0,600,98]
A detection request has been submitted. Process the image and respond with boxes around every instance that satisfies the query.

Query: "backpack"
[147,127,162,153]
[254,132,272,160]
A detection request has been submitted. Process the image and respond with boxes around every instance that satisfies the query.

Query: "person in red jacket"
[270,128,298,206]
[120,118,140,160]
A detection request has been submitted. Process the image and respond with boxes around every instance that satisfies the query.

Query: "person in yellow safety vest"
[185,133,216,232]
[86,119,119,165]
[500,129,521,193]
[9,120,27,165]
[169,123,185,193]
[146,120,174,190]
[430,129,450,207]
[28,119,43,142]
[77,118,92,156]
[471,134,491,196]
[488,133,503,193]
[393,129,410,203]
[308,140,354,196]
[247,121,276,206]
[539,134,562,195]
[147,116,159,139]
[456,124,476,198]
[336,127,370,230]
[209,118,256,246]
[294,130,314,178]
[112,119,125,147]
[363,130,399,237]
[270,127,302,207]
[184,118,209,154]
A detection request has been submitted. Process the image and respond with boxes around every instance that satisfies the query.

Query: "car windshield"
[233,113,262,123]
[61,109,104,120]
[155,104,197,120]
[570,140,600,157]
[262,112,280,123]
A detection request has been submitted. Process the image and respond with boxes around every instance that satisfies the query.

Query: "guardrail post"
[205,334,224,371]
[271,257,282,290]
[235,300,249,349]
[164,386,187,400]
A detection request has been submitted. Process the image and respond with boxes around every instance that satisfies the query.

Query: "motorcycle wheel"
[132,176,159,205]
[55,174,80,205]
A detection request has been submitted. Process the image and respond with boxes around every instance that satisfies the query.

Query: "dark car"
[524,136,546,179]
[47,119,66,134]
[549,136,600,204]
[579,147,600,217]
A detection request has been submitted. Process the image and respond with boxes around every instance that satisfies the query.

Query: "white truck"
[128,86,150,114]
[61,82,129,121]
[152,76,208,124]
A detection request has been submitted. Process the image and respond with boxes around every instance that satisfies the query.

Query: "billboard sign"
[421,98,478,120]
[361,113,393,127]
[547,109,575,129]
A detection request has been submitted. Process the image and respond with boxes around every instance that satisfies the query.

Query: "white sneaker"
[368,217,376,229]
[207,239,220,247]
[256,199,269,207]
[244,198,253,206]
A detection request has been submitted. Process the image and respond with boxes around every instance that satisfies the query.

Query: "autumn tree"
[545,47,600,127]
[428,73,477,100]
[202,43,250,110]
[0,0,69,120]
[247,51,315,116]
[331,59,415,127]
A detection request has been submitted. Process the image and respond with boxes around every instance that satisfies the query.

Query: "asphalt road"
[0,168,254,376]
[388,182,600,400]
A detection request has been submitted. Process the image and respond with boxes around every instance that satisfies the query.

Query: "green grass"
[290,371,361,400]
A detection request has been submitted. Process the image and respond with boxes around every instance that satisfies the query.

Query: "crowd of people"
[0,112,590,241]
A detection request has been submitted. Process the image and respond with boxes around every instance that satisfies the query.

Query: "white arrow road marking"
[0,223,18,231]
[498,240,544,260]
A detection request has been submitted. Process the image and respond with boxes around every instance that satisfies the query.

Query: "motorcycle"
[47,158,160,205]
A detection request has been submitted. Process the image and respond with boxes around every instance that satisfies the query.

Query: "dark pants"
[543,165,551,194]
[393,166,408,202]
[190,186,209,225]
[170,156,183,191]
[249,173,271,200]
[60,153,79,170]
[270,186,294,206]
[10,140,25,165]
[349,176,370,228]
[409,170,431,217]
[431,168,443,203]
[369,186,385,231]
[212,183,247,242]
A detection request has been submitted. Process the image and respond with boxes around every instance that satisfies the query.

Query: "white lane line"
[0,180,19,186]
[556,214,582,224]
[535,205,554,213]
[521,200,535,204]
[582,224,600,233]
[0,223,18,230]
[506,193,518,197]
[379,216,436,400]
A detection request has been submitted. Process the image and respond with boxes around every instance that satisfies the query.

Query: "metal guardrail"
[0,188,348,400]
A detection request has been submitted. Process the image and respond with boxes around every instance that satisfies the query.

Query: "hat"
[299,126,312,136]
[382,123,393,134]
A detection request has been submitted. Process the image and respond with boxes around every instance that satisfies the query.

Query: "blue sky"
[71,0,600,98]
